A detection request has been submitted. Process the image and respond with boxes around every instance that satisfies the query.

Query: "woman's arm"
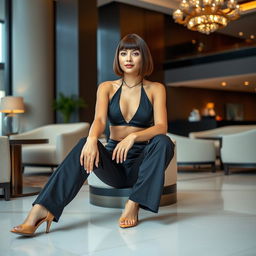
[87,81,110,142]
[80,81,110,172]
[130,82,168,142]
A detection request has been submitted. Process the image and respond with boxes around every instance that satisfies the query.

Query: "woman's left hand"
[112,134,136,163]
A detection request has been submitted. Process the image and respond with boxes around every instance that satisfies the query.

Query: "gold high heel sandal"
[10,212,54,236]
[119,201,139,228]
[119,213,139,228]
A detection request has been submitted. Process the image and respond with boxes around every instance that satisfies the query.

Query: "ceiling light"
[239,1,256,13]
[173,0,241,35]
[221,81,227,87]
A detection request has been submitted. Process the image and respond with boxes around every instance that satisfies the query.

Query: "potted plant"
[53,93,87,123]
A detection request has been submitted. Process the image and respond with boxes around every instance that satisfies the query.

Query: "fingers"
[88,157,94,173]
[112,146,127,163]
[85,154,94,174]
[116,147,122,163]
[80,151,84,167]
[118,148,126,163]
[123,148,128,162]
[95,151,99,168]
[84,153,88,173]
[112,147,117,161]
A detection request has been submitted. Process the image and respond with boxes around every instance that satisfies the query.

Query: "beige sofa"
[10,122,90,171]
[0,136,11,200]
[221,129,256,175]
[88,139,177,208]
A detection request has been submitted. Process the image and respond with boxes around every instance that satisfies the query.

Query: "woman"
[11,33,175,236]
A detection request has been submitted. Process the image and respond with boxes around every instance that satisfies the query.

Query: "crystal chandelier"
[173,0,241,35]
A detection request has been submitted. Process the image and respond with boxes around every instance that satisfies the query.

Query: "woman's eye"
[133,52,140,56]
[120,52,126,56]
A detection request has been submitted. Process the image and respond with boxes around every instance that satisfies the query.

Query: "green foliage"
[53,93,87,123]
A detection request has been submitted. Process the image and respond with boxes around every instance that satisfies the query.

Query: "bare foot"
[12,204,48,231]
[119,200,139,227]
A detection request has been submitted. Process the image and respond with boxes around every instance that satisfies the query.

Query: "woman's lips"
[124,64,134,68]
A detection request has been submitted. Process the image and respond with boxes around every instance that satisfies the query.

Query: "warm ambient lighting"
[250,35,255,39]
[206,102,215,109]
[221,81,227,87]
[173,0,240,35]
[238,31,244,36]
[239,0,256,13]
[244,81,250,86]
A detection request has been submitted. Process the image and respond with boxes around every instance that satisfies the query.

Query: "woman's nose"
[126,52,132,62]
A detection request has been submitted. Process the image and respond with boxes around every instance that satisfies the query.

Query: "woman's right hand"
[80,137,99,173]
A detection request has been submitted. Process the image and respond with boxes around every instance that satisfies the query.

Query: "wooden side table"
[9,139,49,197]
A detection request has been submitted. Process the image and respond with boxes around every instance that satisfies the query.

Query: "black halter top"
[108,80,153,128]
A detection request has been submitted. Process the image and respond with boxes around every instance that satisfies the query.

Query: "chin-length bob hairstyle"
[113,34,154,77]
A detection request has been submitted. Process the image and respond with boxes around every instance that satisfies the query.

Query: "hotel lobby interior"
[0,0,256,255]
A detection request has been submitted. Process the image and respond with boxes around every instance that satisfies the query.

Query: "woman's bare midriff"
[109,125,146,141]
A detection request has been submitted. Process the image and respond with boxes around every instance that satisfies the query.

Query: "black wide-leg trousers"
[33,134,175,222]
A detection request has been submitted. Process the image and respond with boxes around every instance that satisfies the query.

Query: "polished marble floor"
[1,169,256,256]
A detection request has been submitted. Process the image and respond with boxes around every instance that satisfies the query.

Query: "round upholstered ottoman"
[88,140,177,208]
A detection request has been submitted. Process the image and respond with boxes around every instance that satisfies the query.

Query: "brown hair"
[113,34,154,77]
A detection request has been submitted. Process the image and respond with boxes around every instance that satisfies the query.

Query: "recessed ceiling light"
[238,32,244,36]
[221,82,227,87]
[244,81,250,86]
[250,35,255,39]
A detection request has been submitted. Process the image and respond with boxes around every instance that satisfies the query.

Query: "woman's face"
[118,48,142,75]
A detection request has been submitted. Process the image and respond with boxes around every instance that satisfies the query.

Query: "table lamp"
[0,96,25,135]
[202,102,216,118]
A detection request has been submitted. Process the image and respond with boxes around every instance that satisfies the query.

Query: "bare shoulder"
[143,80,166,93]
[98,79,120,90]
[98,79,122,93]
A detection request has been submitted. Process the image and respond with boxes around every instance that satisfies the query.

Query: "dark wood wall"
[119,3,165,82]
[98,2,165,83]
[167,87,256,121]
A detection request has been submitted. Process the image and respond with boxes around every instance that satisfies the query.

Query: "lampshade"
[0,96,25,113]
[206,102,215,109]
